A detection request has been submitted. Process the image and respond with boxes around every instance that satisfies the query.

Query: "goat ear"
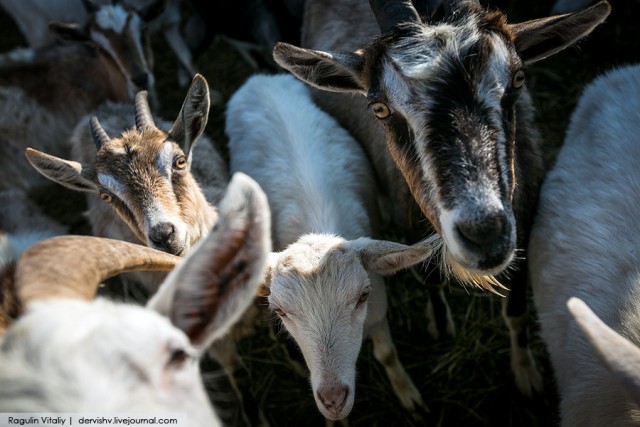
[349,237,433,275]
[25,148,97,193]
[273,43,366,94]
[510,0,610,64]
[168,74,210,157]
[256,253,279,297]
[567,297,640,406]
[147,172,271,351]
[48,21,90,42]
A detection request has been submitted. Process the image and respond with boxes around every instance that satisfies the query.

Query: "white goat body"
[0,172,271,426]
[227,74,432,421]
[529,63,640,426]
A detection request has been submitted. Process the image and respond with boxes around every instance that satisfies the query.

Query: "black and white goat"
[529,64,640,426]
[272,0,610,394]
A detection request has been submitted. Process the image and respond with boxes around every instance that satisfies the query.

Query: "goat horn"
[16,236,180,306]
[90,116,110,151]
[135,90,156,131]
[369,0,421,34]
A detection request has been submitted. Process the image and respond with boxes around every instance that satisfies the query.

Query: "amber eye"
[167,348,190,369]
[274,308,287,317]
[371,102,390,119]
[512,70,525,89]
[99,190,112,203]
[173,155,187,170]
[357,291,369,306]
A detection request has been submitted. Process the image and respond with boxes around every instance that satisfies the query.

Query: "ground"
[1,1,638,426]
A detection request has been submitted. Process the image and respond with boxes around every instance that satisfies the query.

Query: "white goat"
[226,74,433,421]
[0,172,271,426]
[0,3,153,190]
[529,63,640,426]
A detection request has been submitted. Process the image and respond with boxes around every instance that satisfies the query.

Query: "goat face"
[273,0,611,277]
[25,75,214,257]
[262,234,432,420]
[93,127,202,256]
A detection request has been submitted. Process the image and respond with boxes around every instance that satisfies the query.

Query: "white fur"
[0,173,270,425]
[227,74,431,421]
[529,64,640,426]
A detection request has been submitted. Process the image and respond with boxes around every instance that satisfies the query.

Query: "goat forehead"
[94,5,131,34]
[270,248,369,308]
[385,29,513,102]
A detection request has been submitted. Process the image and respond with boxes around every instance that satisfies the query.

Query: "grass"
[1,0,637,425]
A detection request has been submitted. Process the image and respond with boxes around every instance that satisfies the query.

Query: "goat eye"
[173,155,187,170]
[98,189,112,203]
[371,102,390,119]
[274,308,287,318]
[512,70,525,89]
[357,291,369,306]
[167,348,190,368]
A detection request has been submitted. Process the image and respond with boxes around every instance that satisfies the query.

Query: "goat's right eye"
[274,308,287,318]
[99,189,113,203]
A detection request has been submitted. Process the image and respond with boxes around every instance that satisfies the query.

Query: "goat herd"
[0,0,638,426]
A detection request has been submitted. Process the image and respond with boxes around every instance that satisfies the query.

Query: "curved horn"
[369,0,421,34]
[89,116,110,151]
[135,90,156,130]
[16,236,180,305]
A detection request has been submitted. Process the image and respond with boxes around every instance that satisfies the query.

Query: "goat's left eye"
[371,102,391,119]
[274,308,287,317]
[357,291,369,306]
[173,156,187,170]
[167,348,190,369]
[512,70,525,89]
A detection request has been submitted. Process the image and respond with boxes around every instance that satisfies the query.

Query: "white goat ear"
[147,172,271,351]
[568,297,640,406]
[510,0,610,64]
[25,147,97,192]
[168,74,210,157]
[350,237,433,275]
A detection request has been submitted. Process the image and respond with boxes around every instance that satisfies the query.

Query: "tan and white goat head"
[258,234,432,421]
[26,74,215,257]
[0,173,271,426]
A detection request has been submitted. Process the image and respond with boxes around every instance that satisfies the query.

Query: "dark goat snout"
[317,384,349,415]
[456,212,506,247]
[149,222,176,250]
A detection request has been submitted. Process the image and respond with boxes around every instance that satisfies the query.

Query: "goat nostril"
[456,213,505,246]
[149,222,176,245]
[317,384,349,412]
